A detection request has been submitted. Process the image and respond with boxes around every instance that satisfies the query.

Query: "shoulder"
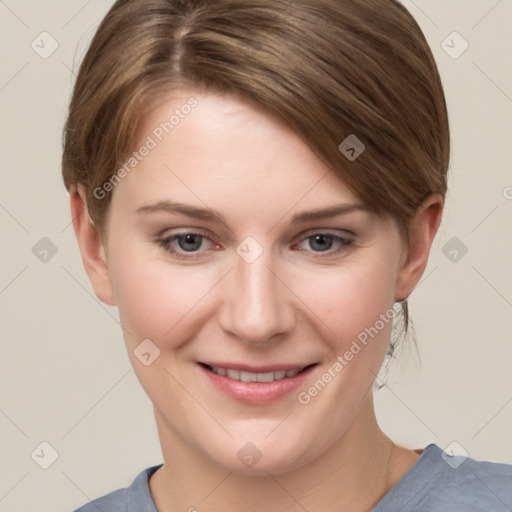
[71,464,162,512]
[375,444,512,511]
[428,447,512,508]
[73,488,128,512]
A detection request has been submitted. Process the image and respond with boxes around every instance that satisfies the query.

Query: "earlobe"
[394,194,444,302]
[69,184,117,306]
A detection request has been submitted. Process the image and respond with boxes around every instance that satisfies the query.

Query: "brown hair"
[61,0,450,351]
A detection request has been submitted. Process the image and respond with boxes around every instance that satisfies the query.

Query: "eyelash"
[156,231,354,260]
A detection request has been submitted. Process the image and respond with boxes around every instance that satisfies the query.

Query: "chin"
[205,434,317,476]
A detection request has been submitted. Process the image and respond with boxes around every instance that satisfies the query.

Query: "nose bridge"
[219,236,294,343]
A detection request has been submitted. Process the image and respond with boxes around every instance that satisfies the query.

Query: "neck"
[149,393,418,512]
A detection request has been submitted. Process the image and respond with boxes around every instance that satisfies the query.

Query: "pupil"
[179,234,202,251]
[311,234,332,252]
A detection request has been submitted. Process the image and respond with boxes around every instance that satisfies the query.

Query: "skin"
[70,89,443,512]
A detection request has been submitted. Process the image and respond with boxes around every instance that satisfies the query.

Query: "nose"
[217,242,296,346]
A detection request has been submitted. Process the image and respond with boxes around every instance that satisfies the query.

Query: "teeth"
[227,369,240,380]
[257,372,275,382]
[240,371,258,382]
[209,365,304,382]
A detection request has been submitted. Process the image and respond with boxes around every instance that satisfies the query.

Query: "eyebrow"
[135,200,370,225]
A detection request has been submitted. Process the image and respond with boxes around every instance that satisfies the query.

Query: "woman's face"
[93,89,414,474]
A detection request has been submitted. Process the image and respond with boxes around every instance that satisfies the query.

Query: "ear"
[69,184,117,306]
[394,194,444,301]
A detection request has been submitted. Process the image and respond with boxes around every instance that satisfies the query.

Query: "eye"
[157,232,215,259]
[294,232,353,256]
[157,230,354,260]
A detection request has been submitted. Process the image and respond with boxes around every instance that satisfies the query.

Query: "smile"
[198,362,317,404]
[203,364,305,382]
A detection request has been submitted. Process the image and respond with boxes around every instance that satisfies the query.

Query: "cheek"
[296,252,398,349]
[290,256,398,436]
[106,233,210,350]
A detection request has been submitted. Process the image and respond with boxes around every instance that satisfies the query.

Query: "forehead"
[112,89,363,217]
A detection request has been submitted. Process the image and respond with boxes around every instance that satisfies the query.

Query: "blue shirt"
[72,444,512,511]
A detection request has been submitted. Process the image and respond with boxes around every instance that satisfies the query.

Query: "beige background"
[1,1,511,511]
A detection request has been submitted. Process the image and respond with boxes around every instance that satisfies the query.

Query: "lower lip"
[198,364,316,405]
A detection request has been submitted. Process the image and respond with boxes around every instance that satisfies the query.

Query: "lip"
[197,362,317,405]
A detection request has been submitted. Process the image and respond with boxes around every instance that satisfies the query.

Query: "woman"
[62,0,512,510]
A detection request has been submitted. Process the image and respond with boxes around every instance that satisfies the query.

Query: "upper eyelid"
[160,227,355,242]
[300,228,355,239]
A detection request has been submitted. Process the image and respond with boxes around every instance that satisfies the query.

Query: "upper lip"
[198,362,317,373]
